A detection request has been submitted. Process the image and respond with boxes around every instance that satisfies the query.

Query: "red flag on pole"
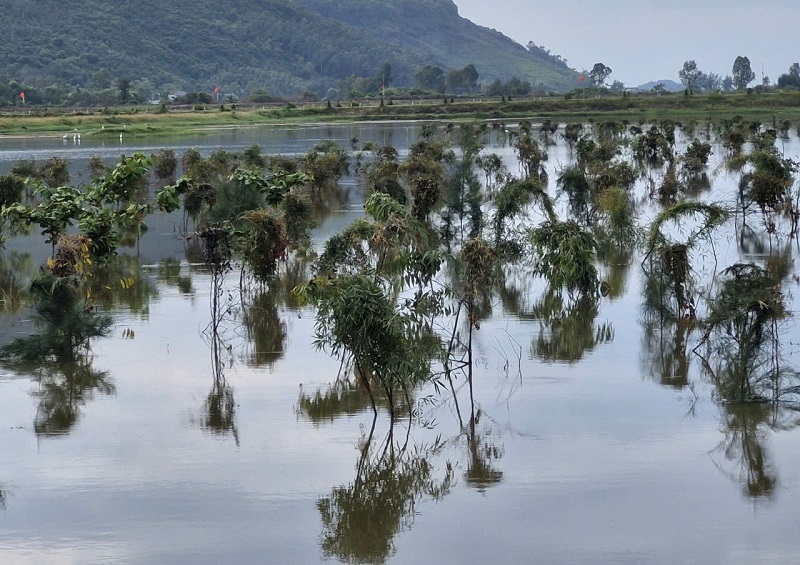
[214,86,220,93]
[19,91,25,99]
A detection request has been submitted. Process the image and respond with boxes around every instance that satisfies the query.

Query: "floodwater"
[1,121,800,564]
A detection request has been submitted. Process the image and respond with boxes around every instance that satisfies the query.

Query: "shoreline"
[2,92,799,138]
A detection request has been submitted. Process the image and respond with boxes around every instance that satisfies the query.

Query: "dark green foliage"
[152,149,178,179]
[415,64,446,93]
[530,220,600,295]
[37,157,70,188]
[739,149,796,214]
[492,178,546,248]
[267,155,299,175]
[316,220,377,277]
[300,273,434,414]
[0,174,25,207]
[563,123,583,145]
[181,148,203,178]
[440,130,484,245]
[632,126,674,164]
[682,140,713,176]
[596,186,635,244]
[208,149,239,177]
[410,177,441,222]
[207,180,257,223]
[461,238,499,295]
[557,166,592,221]
[241,144,266,170]
[303,142,349,190]
[10,160,36,178]
[197,223,234,274]
[236,210,288,283]
[281,191,315,247]
[78,207,118,259]
[700,264,793,403]
[513,134,548,180]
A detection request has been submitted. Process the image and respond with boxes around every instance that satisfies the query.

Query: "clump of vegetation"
[644,201,730,320]
[698,263,797,404]
[152,149,178,179]
[530,220,601,296]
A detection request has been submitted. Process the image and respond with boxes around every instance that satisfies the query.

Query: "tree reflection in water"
[529,289,614,364]
[0,251,34,314]
[641,318,692,389]
[696,258,800,499]
[317,427,452,564]
[156,258,195,296]
[463,411,504,492]
[199,328,239,446]
[30,357,114,437]
[297,378,409,425]
[241,289,286,368]
[711,403,800,499]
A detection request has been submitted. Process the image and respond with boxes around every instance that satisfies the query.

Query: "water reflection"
[528,290,614,364]
[241,290,286,368]
[298,380,379,424]
[155,258,195,295]
[463,412,504,492]
[28,357,114,437]
[90,256,159,317]
[0,251,35,314]
[317,430,452,564]
[200,330,239,446]
[641,318,692,389]
[711,403,800,499]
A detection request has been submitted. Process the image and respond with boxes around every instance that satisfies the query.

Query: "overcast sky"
[453,0,799,86]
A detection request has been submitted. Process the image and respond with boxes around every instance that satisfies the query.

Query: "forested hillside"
[1,0,578,102]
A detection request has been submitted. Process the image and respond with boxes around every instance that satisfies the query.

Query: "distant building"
[168,91,187,102]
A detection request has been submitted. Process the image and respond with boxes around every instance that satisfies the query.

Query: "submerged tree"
[697,263,796,404]
[643,202,730,320]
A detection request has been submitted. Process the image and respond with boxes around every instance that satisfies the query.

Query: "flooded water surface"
[1,121,800,564]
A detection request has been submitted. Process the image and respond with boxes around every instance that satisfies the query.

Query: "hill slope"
[1,0,578,100]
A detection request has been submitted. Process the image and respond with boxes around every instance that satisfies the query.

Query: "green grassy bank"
[1,91,799,138]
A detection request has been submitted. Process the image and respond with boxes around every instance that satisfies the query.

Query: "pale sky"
[453,0,799,87]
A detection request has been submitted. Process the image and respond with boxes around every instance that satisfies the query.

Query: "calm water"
[1,122,800,564]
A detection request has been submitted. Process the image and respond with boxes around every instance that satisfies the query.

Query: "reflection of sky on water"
[1,123,800,562]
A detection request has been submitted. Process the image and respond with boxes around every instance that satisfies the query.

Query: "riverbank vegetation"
[2,90,800,138]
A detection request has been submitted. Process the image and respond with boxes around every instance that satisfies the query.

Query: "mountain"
[0,0,578,102]
[636,79,685,92]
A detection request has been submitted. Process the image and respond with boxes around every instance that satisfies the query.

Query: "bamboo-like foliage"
[697,263,800,404]
[530,220,601,296]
